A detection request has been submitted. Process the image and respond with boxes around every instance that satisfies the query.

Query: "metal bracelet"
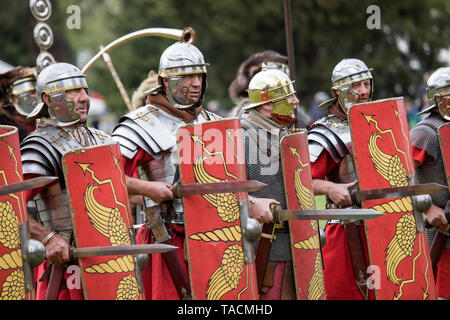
[41,231,56,246]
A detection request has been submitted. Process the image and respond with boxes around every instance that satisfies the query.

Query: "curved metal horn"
[82,27,196,74]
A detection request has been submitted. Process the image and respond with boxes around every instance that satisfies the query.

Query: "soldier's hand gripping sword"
[348,182,446,233]
[424,196,450,229]
[423,201,450,277]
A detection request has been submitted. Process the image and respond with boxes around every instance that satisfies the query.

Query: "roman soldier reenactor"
[410,67,450,299]
[307,58,375,300]
[112,41,221,300]
[228,50,289,117]
[21,62,114,299]
[0,66,38,141]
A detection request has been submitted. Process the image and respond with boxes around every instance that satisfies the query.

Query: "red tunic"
[34,261,83,300]
[411,145,450,298]
[311,151,375,300]
[124,148,189,300]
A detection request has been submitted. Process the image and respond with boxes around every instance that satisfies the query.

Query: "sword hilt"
[350,188,360,205]
[172,181,182,199]
[327,187,359,207]
[270,203,283,224]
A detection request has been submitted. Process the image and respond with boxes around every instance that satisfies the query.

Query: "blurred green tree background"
[1,0,449,122]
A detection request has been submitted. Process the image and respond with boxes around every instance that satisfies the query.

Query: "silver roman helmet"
[318,58,373,113]
[7,68,38,116]
[157,41,208,109]
[27,62,88,126]
[418,67,450,120]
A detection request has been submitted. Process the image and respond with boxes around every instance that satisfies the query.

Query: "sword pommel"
[27,239,46,268]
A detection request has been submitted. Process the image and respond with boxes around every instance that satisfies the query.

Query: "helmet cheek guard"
[335,78,373,114]
[165,73,208,109]
[47,92,80,126]
[271,98,296,119]
[14,91,38,117]
[437,90,450,121]
[166,76,191,108]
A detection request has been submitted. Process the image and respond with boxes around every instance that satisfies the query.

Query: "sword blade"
[174,180,266,197]
[271,204,383,224]
[0,176,58,197]
[352,183,447,202]
[69,244,178,259]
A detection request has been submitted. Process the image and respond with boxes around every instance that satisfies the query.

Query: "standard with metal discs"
[29,0,52,21]
[36,52,55,72]
[33,22,54,50]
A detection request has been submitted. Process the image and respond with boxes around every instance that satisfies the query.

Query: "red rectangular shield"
[349,97,436,300]
[438,122,450,187]
[176,118,258,300]
[62,143,144,300]
[0,125,30,300]
[280,131,326,300]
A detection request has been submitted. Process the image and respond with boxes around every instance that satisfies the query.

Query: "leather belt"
[170,212,184,225]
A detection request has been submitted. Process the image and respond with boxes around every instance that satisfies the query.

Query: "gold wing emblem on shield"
[289,146,325,300]
[84,184,130,246]
[0,161,26,300]
[293,230,325,300]
[385,214,416,285]
[0,201,21,250]
[193,155,240,222]
[0,200,25,300]
[79,163,138,300]
[368,134,408,187]
[294,167,315,210]
[206,244,244,300]
[289,147,315,210]
[190,134,247,300]
[308,252,325,300]
[368,133,417,283]
[367,128,430,299]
